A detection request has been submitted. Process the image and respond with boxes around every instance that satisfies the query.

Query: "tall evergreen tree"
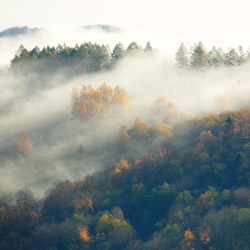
[144,41,153,52]
[126,42,141,55]
[12,45,29,63]
[237,46,246,65]
[111,43,125,63]
[100,45,111,70]
[224,48,239,66]
[175,43,189,68]
[190,41,208,68]
[208,46,224,67]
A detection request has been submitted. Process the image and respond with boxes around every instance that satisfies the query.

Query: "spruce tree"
[237,46,246,65]
[111,43,125,63]
[126,42,141,55]
[208,46,223,67]
[144,41,153,52]
[190,41,208,68]
[224,48,239,66]
[175,43,189,68]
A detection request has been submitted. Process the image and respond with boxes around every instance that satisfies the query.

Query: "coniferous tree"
[224,48,239,66]
[127,42,141,55]
[190,41,209,68]
[208,46,224,67]
[144,41,153,52]
[100,45,111,70]
[12,45,29,64]
[111,43,125,63]
[175,43,189,68]
[237,46,246,65]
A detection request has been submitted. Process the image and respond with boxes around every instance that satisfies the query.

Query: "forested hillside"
[0,107,249,250]
[2,0,250,248]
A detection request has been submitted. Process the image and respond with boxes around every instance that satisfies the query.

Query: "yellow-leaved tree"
[71,83,129,121]
[79,226,90,242]
[181,228,195,250]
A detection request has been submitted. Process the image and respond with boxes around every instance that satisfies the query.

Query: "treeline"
[11,41,154,73]
[1,107,250,249]
[11,40,250,72]
[176,41,250,68]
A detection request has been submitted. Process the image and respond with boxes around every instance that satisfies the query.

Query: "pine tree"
[224,48,239,66]
[11,45,30,64]
[175,43,189,68]
[237,46,246,65]
[190,41,208,68]
[111,43,125,63]
[144,41,153,52]
[208,46,224,67]
[126,42,141,55]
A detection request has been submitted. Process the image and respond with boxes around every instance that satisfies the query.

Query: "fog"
[1,39,250,197]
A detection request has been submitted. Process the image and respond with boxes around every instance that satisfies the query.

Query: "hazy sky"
[1,0,250,39]
[1,0,250,65]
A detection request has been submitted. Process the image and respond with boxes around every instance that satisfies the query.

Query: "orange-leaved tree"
[180,228,195,250]
[79,226,90,242]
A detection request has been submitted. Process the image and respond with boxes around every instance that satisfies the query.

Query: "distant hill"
[0,26,41,38]
[81,24,122,32]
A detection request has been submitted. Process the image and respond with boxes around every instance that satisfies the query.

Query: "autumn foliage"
[79,226,90,242]
[181,229,195,250]
[199,227,212,245]
[71,83,129,121]
[2,107,250,250]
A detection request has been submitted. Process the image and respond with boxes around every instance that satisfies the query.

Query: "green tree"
[224,48,239,66]
[126,42,141,55]
[144,41,153,52]
[176,190,194,206]
[237,46,246,65]
[208,46,224,67]
[190,41,208,68]
[175,43,189,68]
[111,43,125,63]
